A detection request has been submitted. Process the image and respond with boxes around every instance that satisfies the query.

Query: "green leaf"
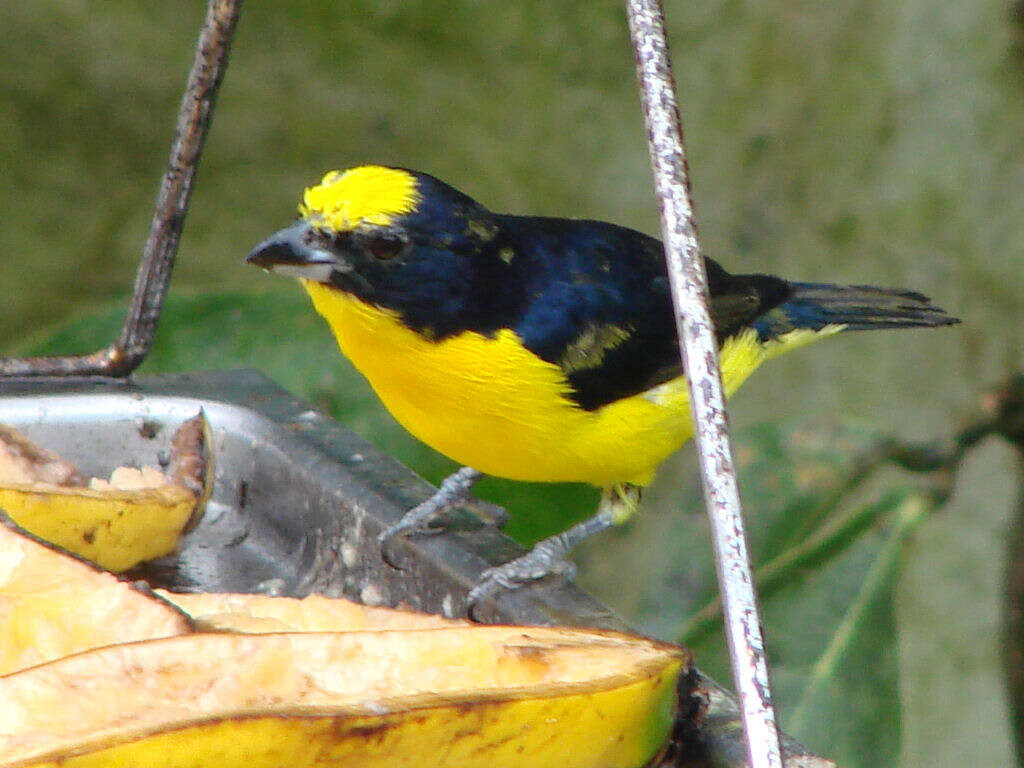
[578,421,933,768]
[785,496,929,761]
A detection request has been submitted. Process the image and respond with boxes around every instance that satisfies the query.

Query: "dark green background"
[3,2,1023,765]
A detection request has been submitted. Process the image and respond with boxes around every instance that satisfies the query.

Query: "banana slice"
[0,627,686,768]
[0,518,190,676]
[0,414,209,572]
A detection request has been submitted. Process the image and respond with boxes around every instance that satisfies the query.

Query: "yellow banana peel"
[0,627,686,768]
[0,414,209,572]
[0,518,191,676]
[0,484,196,573]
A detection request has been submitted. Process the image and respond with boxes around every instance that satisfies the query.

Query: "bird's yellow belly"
[302,281,782,487]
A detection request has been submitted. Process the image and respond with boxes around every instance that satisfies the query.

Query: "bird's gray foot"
[465,483,643,615]
[378,466,483,568]
[466,508,618,610]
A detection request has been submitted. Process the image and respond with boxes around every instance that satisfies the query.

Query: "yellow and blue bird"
[247,165,959,605]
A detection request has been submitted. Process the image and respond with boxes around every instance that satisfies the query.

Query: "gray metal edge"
[0,369,828,767]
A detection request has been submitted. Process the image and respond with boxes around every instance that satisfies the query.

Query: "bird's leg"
[466,483,642,612]
[378,466,486,567]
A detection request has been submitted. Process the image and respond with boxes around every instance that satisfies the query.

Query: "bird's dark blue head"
[246,166,519,337]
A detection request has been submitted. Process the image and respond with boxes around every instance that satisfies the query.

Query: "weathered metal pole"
[0,0,242,378]
[625,2,784,766]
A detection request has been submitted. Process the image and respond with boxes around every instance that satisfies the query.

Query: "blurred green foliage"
[4,1,1024,766]
[582,417,931,765]
[3,1,1021,428]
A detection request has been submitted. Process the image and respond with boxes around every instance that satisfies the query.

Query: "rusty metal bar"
[625,2,785,768]
[0,0,242,378]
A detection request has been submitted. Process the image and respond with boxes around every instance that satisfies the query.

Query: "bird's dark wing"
[504,216,793,411]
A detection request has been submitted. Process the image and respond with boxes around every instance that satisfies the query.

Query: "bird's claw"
[466,540,577,615]
[465,498,509,529]
[377,517,446,570]
[378,466,484,570]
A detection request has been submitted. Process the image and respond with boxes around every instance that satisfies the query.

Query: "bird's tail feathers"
[754,282,960,340]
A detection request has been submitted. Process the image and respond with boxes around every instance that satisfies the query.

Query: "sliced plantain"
[0,483,196,573]
[0,627,687,768]
[0,414,210,572]
[157,589,470,633]
[0,518,190,676]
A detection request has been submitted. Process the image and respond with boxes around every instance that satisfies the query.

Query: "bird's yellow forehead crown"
[299,166,420,232]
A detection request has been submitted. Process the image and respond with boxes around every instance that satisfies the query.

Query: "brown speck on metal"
[624,1,785,767]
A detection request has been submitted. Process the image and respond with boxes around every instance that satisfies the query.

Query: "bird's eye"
[329,231,353,250]
[362,232,406,261]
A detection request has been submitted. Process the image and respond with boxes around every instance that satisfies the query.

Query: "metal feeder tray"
[0,369,821,768]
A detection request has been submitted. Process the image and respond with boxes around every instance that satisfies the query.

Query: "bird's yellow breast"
[302,281,835,487]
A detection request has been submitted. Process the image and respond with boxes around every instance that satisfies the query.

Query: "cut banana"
[0,518,190,676]
[0,414,209,572]
[0,627,685,768]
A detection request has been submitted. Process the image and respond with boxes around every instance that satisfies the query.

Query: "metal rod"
[624,2,784,768]
[0,0,242,378]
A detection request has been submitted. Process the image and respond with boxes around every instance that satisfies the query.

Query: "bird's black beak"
[247,222,314,268]
[246,222,350,281]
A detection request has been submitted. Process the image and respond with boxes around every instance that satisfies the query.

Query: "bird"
[247,164,959,608]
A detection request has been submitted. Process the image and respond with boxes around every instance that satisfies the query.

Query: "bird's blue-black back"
[327,172,955,411]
